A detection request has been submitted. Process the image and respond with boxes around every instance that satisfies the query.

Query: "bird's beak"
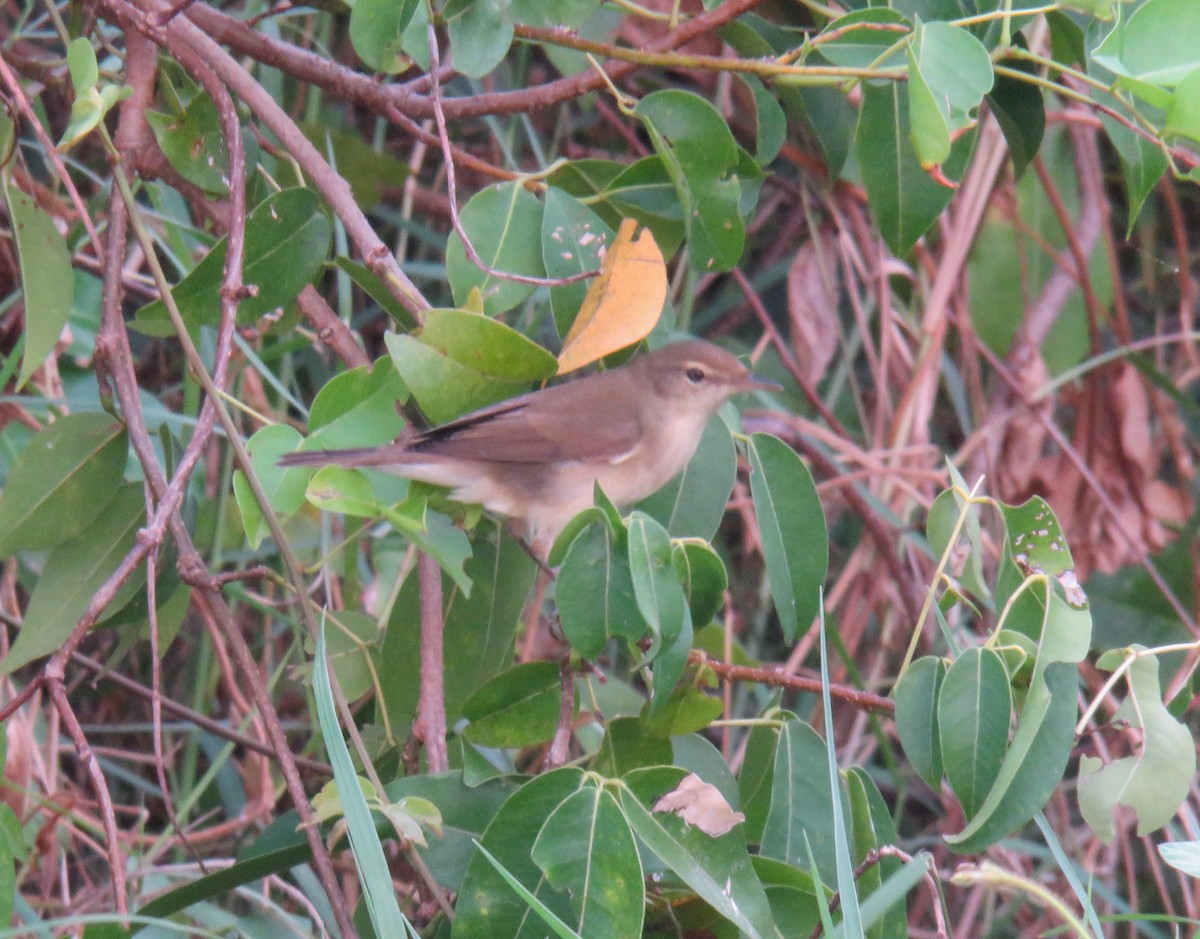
[737,372,783,393]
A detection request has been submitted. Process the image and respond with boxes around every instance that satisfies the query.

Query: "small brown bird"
[279,340,778,551]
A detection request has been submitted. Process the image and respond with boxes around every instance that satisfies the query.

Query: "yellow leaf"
[556,219,666,375]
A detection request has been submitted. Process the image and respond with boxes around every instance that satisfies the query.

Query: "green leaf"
[1158,841,1200,879]
[557,520,645,658]
[67,36,99,91]
[1097,111,1168,234]
[333,257,419,329]
[446,0,515,78]
[382,523,536,736]
[637,416,736,541]
[672,540,728,627]
[0,412,127,557]
[814,9,910,70]
[446,181,545,314]
[135,188,331,334]
[893,656,946,790]
[350,0,420,73]
[938,647,1012,818]
[384,308,556,423]
[301,125,412,208]
[146,93,229,194]
[619,767,781,939]
[999,495,1076,578]
[1165,65,1200,143]
[1079,648,1196,843]
[906,22,993,168]
[760,718,844,883]
[233,423,308,548]
[856,81,972,256]
[304,466,382,518]
[740,74,786,164]
[945,588,1091,853]
[4,182,75,390]
[453,768,589,936]
[746,433,828,642]
[847,769,907,939]
[1091,0,1200,89]
[626,511,685,650]
[541,188,614,338]
[530,786,645,938]
[987,60,1045,177]
[635,90,744,273]
[304,356,408,451]
[463,661,565,748]
[2,484,145,675]
[592,716,674,777]
[312,610,381,701]
[382,504,473,596]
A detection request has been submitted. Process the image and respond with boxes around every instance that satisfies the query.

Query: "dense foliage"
[2,0,1200,936]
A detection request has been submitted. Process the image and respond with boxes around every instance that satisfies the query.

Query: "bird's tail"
[278,446,410,469]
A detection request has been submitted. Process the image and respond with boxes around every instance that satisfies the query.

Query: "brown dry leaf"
[787,233,841,387]
[556,219,666,376]
[652,772,745,837]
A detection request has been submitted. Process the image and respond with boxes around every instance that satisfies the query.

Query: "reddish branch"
[697,653,895,715]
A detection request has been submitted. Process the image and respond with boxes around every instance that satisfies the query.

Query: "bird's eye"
[685,367,705,384]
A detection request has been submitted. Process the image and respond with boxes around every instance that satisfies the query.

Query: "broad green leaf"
[746,433,828,642]
[146,93,229,194]
[389,773,519,892]
[311,610,380,702]
[740,74,786,164]
[1000,495,1076,577]
[637,416,736,541]
[232,423,308,548]
[0,412,127,557]
[350,0,420,73]
[382,523,536,736]
[945,588,1090,853]
[385,309,555,424]
[445,0,514,78]
[760,718,844,883]
[67,36,99,91]
[541,188,614,338]
[301,125,412,208]
[3,484,145,675]
[531,786,644,938]
[453,768,589,937]
[1098,111,1168,234]
[987,55,1045,177]
[626,511,685,649]
[304,356,408,451]
[926,482,989,604]
[619,767,781,939]
[446,182,545,314]
[644,605,694,718]
[1158,841,1200,879]
[1165,66,1200,143]
[304,466,382,518]
[635,90,744,273]
[463,661,565,748]
[557,520,645,658]
[333,257,419,329]
[906,22,993,168]
[135,188,332,334]
[938,647,1012,818]
[737,722,780,845]
[856,81,972,256]
[1091,0,1200,89]
[893,656,946,790]
[672,540,727,627]
[381,505,473,596]
[815,9,910,70]
[1079,649,1195,843]
[593,717,674,778]
[847,769,907,939]
[4,182,75,390]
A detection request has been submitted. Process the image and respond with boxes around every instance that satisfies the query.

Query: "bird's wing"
[409,379,644,464]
